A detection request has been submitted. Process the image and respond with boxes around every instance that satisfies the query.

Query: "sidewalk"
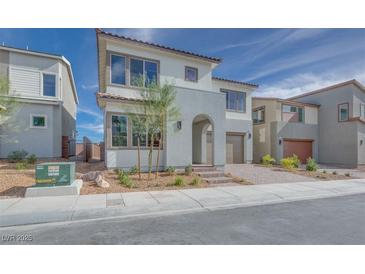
[1,179,365,227]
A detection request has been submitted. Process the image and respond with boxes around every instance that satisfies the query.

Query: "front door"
[226,133,244,164]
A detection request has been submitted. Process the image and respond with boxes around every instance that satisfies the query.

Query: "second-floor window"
[253,107,265,124]
[130,58,158,87]
[338,103,349,122]
[43,73,56,97]
[111,55,126,85]
[223,90,246,112]
[282,104,304,122]
[360,104,365,119]
[185,66,198,82]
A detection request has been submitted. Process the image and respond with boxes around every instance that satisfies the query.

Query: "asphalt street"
[1,194,364,244]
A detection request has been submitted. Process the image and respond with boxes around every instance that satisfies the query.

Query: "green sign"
[35,162,75,187]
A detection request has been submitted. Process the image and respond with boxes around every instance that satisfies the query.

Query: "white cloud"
[78,122,104,134]
[77,106,103,120]
[254,70,365,99]
[81,83,99,90]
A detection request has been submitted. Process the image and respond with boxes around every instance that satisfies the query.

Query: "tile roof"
[96,92,143,103]
[212,76,258,87]
[96,29,222,63]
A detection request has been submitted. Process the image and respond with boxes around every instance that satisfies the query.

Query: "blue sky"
[0,28,364,142]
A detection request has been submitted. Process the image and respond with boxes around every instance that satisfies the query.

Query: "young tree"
[0,76,22,144]
[130,114,147,180]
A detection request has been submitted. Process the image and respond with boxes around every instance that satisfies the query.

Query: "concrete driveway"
[225,164,317,184]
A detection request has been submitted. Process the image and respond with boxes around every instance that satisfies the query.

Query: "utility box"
[35,162,75,187]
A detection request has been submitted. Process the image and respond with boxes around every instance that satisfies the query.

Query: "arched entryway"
[192,114,214,165]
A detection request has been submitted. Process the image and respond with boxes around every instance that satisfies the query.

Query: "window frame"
[222,89,246,113]
[110,54,127,86]
[360,103,365,119]
[185,66,198,82]
[338,102,350,122]
[281,104,305,123]
[130,57,159,87]
[41,72,57,98]
[30,114,47,129]
[253,106,265,125]
[111,114,128,148]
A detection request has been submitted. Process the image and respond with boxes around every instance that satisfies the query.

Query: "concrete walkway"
[1,179,365,227]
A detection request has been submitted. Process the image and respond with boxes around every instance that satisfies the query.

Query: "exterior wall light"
[177,121,182,130]
[279,137,283,145]
[361,140,363,146]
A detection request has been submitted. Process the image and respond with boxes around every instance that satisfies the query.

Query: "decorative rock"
[81,171,103,182]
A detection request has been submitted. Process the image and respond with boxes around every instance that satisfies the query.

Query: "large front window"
[111,115,128,147]
[43,73,56,97]
[132,120,147,147]
[130,58,158,87]
[223,90,246,112]
[282,104,304,122]
[111,55,126,85]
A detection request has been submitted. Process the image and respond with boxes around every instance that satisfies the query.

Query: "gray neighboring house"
[0,45,78,158]
[253,79,365,167]
[289,80,365,168]
[95,29,258,170]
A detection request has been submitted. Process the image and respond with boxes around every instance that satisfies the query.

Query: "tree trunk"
[137,136,141,180]
[148,133,154,180]
[155,137,161,179]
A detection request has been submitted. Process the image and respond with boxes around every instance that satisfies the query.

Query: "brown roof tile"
[212,76,258,87]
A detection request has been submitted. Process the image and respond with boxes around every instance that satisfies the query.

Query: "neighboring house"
[0,45,78,158]
[289,80,365,168]
[95,29,257,170]
[252,97,319,164]
[253,79,365,167]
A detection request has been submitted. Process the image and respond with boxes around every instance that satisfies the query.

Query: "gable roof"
[96,29,222,64]
[288,79,365,100]
[212,76,258,88]
[253,97,320,108]
[0,45,79,104]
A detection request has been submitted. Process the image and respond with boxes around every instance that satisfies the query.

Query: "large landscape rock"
[81,171,103,182]
[95,174,110,188]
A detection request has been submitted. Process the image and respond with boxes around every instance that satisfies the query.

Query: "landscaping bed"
[80,171,210,195]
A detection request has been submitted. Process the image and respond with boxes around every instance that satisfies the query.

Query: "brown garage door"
[283,139,313,163]
[226,134,244,164]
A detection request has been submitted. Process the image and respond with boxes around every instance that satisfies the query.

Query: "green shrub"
[292,154,301,168]
[190,176,201,186]
[306,157,317,172]
[281,157,296,169]
[174,176,185,186]
[8,150,28,163]
[262,154,276,166]
[118,171,133,188]
[345,172,351,177]
[322,170,327,174]
[15,161,28,170]
[129,165,138,175]
[281,155,301,169]
[185,164,192,176]
[166,166,176,176]
[27,154,37,165]
[332,171,338,175]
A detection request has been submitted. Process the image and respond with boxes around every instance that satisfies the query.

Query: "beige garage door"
[226,134,244,164]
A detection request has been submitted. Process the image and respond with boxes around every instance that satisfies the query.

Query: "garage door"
[283,139,313,163]
[226,134,244,164]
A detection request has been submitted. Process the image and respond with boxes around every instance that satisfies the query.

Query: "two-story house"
[289,80,365,167]
[252,97,319,164]
[95,29,257,170]
[253,79,365,168]
[0,45,78,158]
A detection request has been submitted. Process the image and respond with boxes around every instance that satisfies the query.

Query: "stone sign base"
[25,180,83,197]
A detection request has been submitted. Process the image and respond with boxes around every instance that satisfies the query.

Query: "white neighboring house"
[0,45,78,158]
[96,29,258,170]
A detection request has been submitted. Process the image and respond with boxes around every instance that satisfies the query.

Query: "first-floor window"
[338,103,349,122]
[132,120,147,147]
[253,107,265,124]
[148,129,161,147]
[111,115,128,147]
[31,115,47,128]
